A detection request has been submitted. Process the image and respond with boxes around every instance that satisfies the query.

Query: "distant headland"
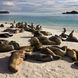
[62,11,78,14]
[0,11,9,14]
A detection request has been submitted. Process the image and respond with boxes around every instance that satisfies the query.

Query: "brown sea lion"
[8,49,26,73]
[74,61,78,66]
[0,41,14,52]
[66,30,78,42]
[40,47,61,60]
[47,46,67,57]
[25,52,53,62]
[60,28,68,38]
[0,33,13,38]
[49,35,62,45]
[38,36,58,45]
[3,28,20,34]
[9,41,20,50]
[66,48,77,61]
[40,31,52,36]
[33,30,43,37]
[0,24,4,27]
[30,37,42,50]
[36,25,42,31]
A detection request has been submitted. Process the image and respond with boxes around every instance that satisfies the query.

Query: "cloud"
[3,1,15,6]
[0,0,78,14]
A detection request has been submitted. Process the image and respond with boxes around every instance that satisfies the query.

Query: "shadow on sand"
[0,56,13,74]
[21,36,32,38]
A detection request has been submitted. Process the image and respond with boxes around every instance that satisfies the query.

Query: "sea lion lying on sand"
[66,48,77,61]
[60,28,68,38]
[66,30,78,42]
[74,61,78,66]
[3,28,20,34]
[40,31,52,36]
[0,41,14,52]
[0,33,13,38]
[9,41,20,50]
[47,46,67,57]
[0,24,4,27]
[49,35,62,45]
[25,52,53,62]
[30,37,42,50]
[39,47,61,60]
[8,49,26,73]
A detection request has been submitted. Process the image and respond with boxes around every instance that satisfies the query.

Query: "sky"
[0,0,78,15]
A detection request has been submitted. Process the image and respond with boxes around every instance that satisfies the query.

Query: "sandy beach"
[0,23,78,78]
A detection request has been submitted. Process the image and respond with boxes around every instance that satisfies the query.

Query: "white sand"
[0,23,78,78]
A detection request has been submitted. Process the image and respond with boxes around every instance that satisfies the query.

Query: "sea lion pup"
[25,52,53,62]
[0,33,13,38]
[49,35,62,45]
[66,30,78,42]
[40,31,52,36]
[60,28,68,38]
[39,47,61,60]
[8,49,26,73]
[9,41,20,50]
[0,41,14,52]
[66,48,77,61]
[47,46,67,57]
[30,37,42,50]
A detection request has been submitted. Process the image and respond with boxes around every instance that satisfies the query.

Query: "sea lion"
[25,52,53,62]
[47,46,67,57]
[8,49,26,73]
[3,28,20,34]
[30,37,42,50]
[39,47,61,60]
[0,33,13,38]
[0,41,14,52]
[40,31,52,36]
[33,30,43,37]
[66,48,77,61]
[0,24,4,27]
[60,28,68,38]
[66,30,78,42]
[38,36,57,45]
[36,25,42,31]
[74,61,78,66]
[9,41,20,50]
[49,35,62,45]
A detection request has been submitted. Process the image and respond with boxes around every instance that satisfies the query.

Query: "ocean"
[0,14,78,31]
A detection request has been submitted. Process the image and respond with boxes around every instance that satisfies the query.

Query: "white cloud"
[3,1,15,6]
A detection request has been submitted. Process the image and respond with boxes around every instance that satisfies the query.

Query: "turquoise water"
[0,14,78,29]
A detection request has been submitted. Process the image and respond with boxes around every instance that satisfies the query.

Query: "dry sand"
[0,23,78,78]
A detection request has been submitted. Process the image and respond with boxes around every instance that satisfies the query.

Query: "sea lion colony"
[0,22,78,73]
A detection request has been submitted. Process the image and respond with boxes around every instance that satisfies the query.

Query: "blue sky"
[0,0,78,15]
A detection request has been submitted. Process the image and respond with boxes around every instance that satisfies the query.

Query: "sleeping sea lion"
[49,35,62,45]
[66,48,77,61]
[0,33,13,38]
[8,49,26,73]
[25,52,53,62]
[47,46,67,57]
